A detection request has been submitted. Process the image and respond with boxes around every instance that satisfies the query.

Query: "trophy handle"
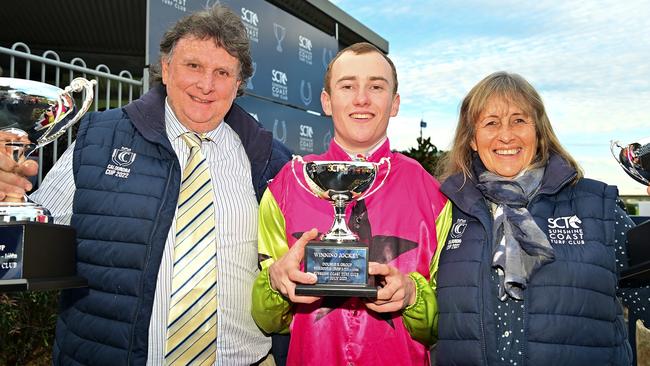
[36,78,96,148]
[291,155,325,198]
[357,157,391,201]
[610,140,650,185]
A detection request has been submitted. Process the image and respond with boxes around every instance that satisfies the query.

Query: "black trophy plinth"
[0,222,87,291]
[295,241,377,298]
[620,219,650,285]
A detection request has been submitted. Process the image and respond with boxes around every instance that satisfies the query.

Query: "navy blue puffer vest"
[437,155,632,366]
[52,107,181,365]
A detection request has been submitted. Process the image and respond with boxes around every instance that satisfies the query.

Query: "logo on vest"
[446,218,467,250]
[547,215,584,245]
[106,147,136,179]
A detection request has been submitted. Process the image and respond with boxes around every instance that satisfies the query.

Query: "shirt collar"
[332,136,388,161]
[164,98,224,142]
[325,137,392,163]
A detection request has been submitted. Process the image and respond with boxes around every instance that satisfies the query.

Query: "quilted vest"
[52,107,180,366]
[436,155,632,365]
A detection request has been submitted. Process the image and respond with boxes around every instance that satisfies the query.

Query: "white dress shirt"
[30,100,271,365]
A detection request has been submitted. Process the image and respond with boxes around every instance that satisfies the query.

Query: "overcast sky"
[331,0,650,195]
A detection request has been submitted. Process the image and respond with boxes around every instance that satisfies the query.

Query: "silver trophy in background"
[610,137,650,186]
[0,77,95,221]
[290,155,390,297]
[612,137,650,284]
[0,77,94,291]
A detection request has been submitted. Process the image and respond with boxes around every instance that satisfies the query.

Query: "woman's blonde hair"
[437,71,583,183]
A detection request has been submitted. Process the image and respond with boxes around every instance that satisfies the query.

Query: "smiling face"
[471,96,538,178]
[320,50,400,153]
[161,36,241,133]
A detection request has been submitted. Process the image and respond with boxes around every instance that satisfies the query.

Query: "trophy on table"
[611,137,650,283]
[0,77,95,291]
[291,156,390,297]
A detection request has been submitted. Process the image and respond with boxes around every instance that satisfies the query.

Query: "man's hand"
[0,132,38,201]
[647,185,650,196]
[268,228,321,304]
[365,262,416,313]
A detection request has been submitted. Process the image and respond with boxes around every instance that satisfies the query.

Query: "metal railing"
[0,42,144,185]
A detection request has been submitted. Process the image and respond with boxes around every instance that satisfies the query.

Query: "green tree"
[400,136,446,178]
[0,291,58,365]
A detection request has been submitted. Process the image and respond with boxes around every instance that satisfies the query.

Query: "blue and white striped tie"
[165,132,217,365]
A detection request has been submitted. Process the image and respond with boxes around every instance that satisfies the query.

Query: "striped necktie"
[166,132,218,365]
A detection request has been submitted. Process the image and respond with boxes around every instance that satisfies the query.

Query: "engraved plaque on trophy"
[0,77,95,291]
[291,156,390,297]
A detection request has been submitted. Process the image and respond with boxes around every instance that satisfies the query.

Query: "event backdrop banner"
[236,95,333,155]
[148,0,338,154]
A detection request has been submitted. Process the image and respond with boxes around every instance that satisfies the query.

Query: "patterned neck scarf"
[475,165,555,301]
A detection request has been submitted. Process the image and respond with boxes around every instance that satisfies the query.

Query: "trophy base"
[295,240,377,298]
[0,276,87,292]
[295,283,377,298]
[620,219,650,285]
[0,201,51,223]
[0,221,87,292]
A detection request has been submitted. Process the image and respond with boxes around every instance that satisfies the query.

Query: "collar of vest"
[442,153,577,216]
[122,85,274,168]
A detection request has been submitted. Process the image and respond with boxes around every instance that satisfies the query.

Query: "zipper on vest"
[479,217,490,365]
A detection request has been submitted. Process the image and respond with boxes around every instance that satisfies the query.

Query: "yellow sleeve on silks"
[251,189,292,335]
[431,200,453,291]
[402,200,454,346]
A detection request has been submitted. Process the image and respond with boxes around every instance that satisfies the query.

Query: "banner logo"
[300,80,312,106]
[271,69,288,100]
[322,48,334,69]
[299,124,314,152]
[323,130,332,151]
[161,0,187,12]
[298,35,313,65]
[272,69,287,85]
[273,119,287,143]
[241,7,259,42]
[274,23,286,52]
[300,124,314,138]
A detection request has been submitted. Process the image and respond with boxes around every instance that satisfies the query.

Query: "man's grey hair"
[149,5,252,96]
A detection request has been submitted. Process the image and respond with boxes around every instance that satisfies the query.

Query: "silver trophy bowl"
[0,77,95,222]
[611,137,650,186]
[292,156,390,242]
